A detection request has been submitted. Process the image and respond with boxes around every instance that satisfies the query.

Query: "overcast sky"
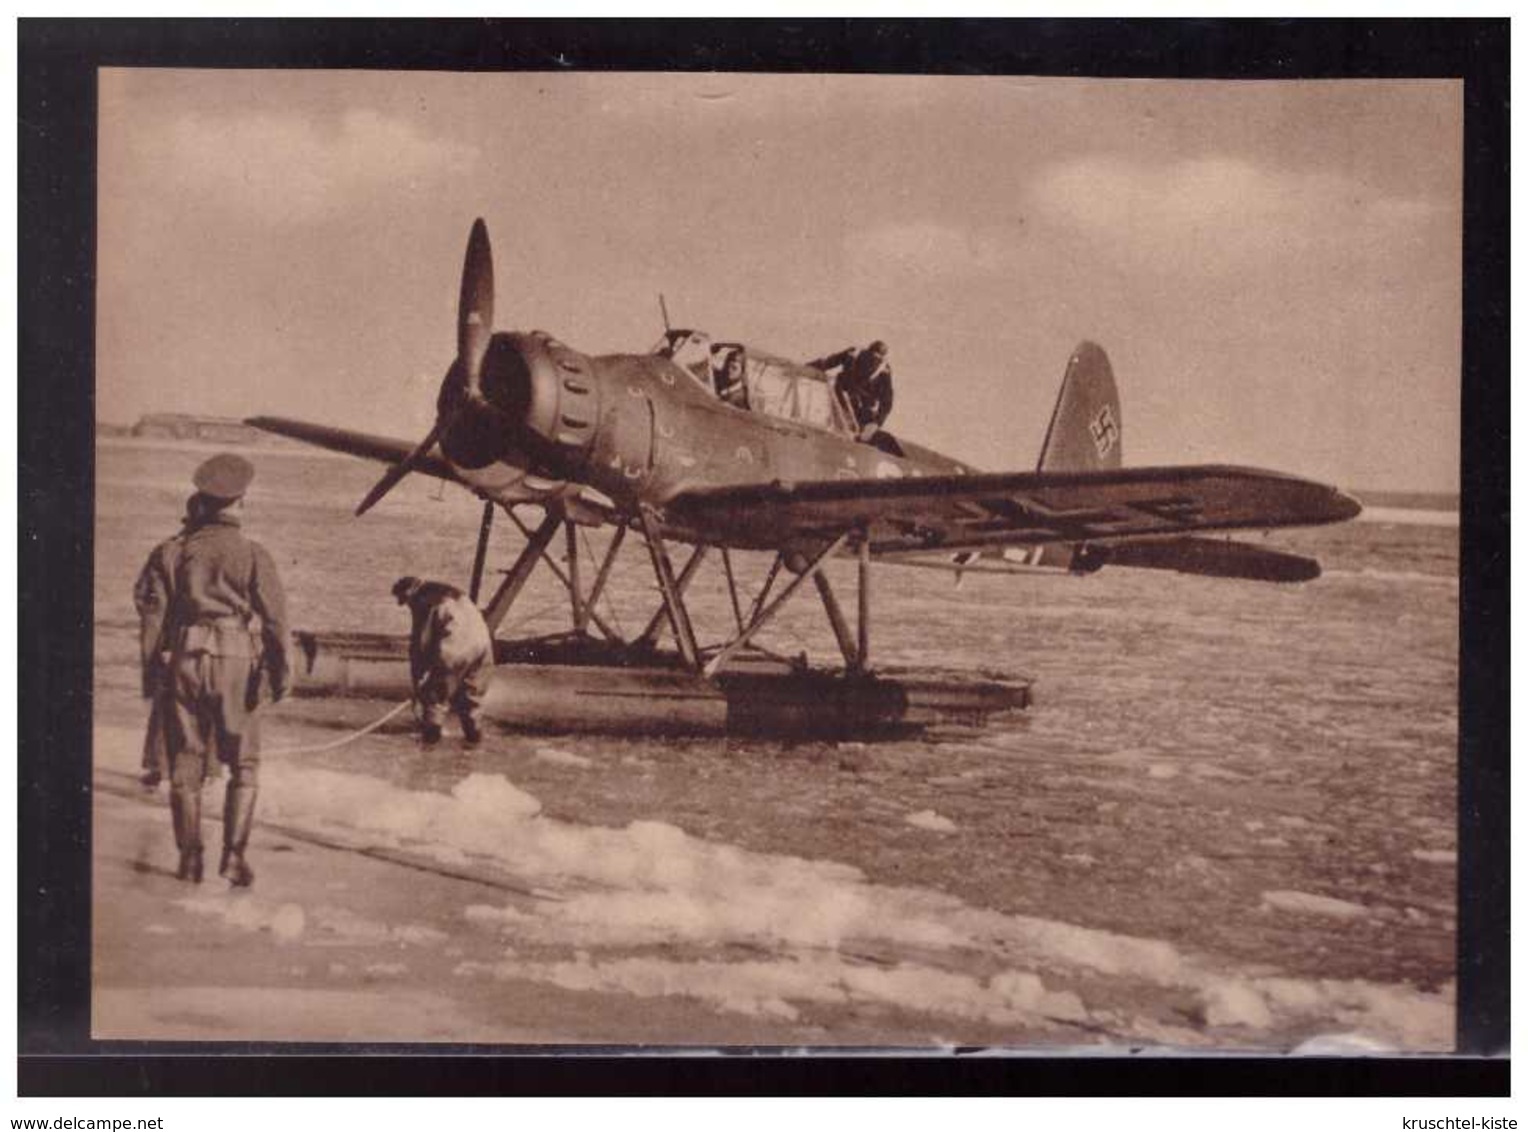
[98,70,1461,492]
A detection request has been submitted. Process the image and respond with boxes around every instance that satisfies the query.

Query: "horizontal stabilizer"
[1087,536,1322,583]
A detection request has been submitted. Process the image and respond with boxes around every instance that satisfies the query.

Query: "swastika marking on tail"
[1090,405,1119,458]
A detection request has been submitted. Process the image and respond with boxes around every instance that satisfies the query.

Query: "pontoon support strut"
[636,542,709,650]
[637,506,703,670]
[503,509,623,642]
[814,571,858,669]
[703,532,851,678]
[482,507,562,633]
[857,533,871,672]
[469,500,494,603]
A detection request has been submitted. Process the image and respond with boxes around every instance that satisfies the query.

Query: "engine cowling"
[440,330,601,476]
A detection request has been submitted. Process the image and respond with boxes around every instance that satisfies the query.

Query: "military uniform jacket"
[134,513,291,701]
[809,348,895,428]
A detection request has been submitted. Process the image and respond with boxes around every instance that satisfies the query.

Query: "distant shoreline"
[1355,507,1459,528]
[95,433,352,459]
[1352,489,1461,513]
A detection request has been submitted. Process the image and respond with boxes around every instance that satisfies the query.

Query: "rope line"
[262,698,414,756]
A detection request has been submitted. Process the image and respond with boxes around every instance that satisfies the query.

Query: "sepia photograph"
[16,21,1506,1098]
[83,63,1467,1053]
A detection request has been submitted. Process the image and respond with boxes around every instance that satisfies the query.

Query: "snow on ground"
[231,758,1450,1048]
[1260,890,1369,920]
[1411,849,1457,865]
[534,746,595,768]
[904,810,958,833]
[172,885,449,950]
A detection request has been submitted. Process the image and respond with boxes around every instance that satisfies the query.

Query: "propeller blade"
[355,419,444,516]
[357,221,493,519]
[458,218,495,393]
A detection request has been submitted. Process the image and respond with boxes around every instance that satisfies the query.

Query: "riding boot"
[219,780,258,888]
[460,715,482,748]
[170,787,203,883]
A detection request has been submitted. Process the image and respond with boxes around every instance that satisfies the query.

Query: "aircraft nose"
[479,333,536,422]
[438,333,534,469]
[438,330,600,473]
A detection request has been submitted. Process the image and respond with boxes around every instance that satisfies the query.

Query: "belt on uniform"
[176,620,258,657]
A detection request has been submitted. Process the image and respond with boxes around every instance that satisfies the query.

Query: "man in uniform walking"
[392,576,494,748]
[134,454,290,887]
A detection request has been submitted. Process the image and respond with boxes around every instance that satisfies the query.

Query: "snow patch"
[482,953,1087,1029]
[905,810,958,833]
[464,904,533,928]
[1261,890,1368,919]
[1291,1033,1396,1055]
[243,762,1451,1047]
[535,746,594,769]
[271,904,306,942]
[1261,977,1452,1051]
[1202,981,1273,1029]
[1411,849,1456,865]
[174,890,441,952]
[1147,763,1179,779]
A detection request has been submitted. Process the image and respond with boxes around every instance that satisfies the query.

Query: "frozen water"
[92,444,1460,1048]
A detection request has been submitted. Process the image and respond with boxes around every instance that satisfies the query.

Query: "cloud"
[1025,155,1446,272]
[148,108,480,223]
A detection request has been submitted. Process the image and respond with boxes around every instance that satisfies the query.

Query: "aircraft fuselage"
[445,330,966,546]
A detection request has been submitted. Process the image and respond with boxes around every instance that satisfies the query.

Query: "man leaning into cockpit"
[809,340,897,449]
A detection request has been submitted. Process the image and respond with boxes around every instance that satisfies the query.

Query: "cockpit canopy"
[652,329,857,436]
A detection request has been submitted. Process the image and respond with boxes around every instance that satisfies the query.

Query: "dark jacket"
[809,347,895,428]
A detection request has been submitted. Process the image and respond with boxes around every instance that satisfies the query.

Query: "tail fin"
[1036,341,1121,473]
[1015,343,1121,573]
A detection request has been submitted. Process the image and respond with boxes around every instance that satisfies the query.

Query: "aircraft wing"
[663,465,1361,557]
[245,417,460,483]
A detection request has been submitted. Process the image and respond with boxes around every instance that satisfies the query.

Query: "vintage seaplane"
[250,219,1361,736]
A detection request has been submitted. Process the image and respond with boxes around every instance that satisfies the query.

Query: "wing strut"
[502,509,624,643]
[702,532,852,679]
[469,500,495,603]
[814,529,872,672]
[636,541,710,652]
[638,505,703,671]
[482,508,563,633]
[857,535,871,672]
[814,571,858,670]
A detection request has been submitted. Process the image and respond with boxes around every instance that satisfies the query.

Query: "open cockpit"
[652,328,864,439]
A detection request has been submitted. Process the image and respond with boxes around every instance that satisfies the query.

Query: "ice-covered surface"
[92,444,1459,1049]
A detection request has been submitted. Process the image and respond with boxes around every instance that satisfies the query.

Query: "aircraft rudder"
[1036,341,1122,474]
